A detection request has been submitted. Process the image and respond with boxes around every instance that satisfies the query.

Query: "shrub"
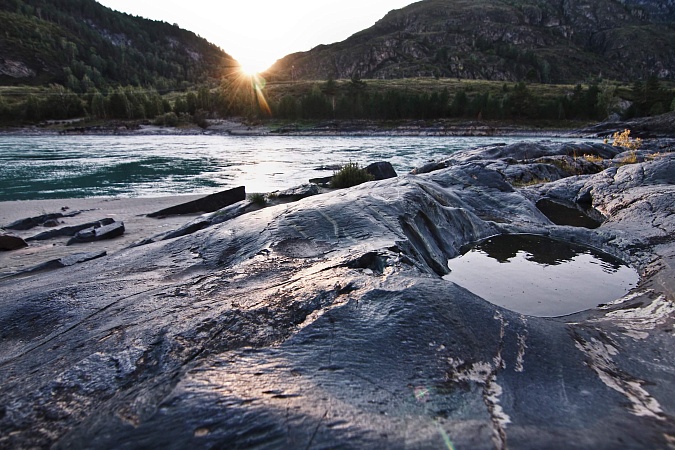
[618,151,638,166]
[583,154,603,163]
[611,129,642,150]
[330,162,374,189]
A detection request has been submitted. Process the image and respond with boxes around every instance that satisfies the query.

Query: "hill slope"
[0,0,237,90]
[267,0,675,83]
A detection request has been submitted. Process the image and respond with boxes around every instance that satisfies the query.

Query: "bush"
[248,193,267,205]
[330,162,374,189]
[612,129,642,150]
[154,112,179,127]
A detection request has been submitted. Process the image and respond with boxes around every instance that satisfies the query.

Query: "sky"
[97,0,417,74]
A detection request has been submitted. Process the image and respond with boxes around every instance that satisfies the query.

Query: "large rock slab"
[148,186,246,217]
[0,142,673,449]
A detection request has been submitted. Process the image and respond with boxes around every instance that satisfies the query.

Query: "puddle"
[444,234,639,317]
[536,198,602,229]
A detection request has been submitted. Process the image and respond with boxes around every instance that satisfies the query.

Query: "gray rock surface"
[0,141,673,449]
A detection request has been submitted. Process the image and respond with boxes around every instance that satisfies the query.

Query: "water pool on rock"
[444,234,639,317]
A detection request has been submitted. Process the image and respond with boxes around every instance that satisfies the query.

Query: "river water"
[0,134,594,201]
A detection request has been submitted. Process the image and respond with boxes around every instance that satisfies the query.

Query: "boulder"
[66,221,125,245]
[0,234,28,251]
[147,186,246,217]
[365,161,397,180]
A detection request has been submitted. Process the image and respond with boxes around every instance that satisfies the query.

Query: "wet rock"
[1,143,674,449]
[365,161,397,180]
[27,218,115,241]
[0,234,27,251]
[147,186,246,217]
[66,221,125,245]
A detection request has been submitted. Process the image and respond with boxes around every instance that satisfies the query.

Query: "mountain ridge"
[0,0,237,90]
[266,0,675,83]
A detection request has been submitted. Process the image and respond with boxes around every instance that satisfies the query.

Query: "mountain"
[0,0,237,90]
[266,0,675,83]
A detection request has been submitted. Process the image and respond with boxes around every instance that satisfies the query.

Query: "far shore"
[0,118,602,138]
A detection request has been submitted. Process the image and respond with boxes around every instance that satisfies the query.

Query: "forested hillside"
[0,0,237,90]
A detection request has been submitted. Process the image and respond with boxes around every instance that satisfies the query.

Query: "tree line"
[1,75,673,126]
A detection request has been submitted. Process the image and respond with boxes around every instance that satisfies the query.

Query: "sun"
[235,56,272,77]
[239,63,261,77]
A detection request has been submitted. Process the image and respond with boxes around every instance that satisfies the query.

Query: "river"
[0,134,596,201]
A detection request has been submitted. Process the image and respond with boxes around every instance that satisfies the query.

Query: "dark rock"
[272,184,320,200]
[0,234,28,251]
[1,144,674,449]
[66,221,125,245]
[536,198,603,229]
[148,186,246,217]
[410,160,448,175]
[18,251,107,274]
[161,220,211,241]
[365,161,397,180]
[309,175,333,186]
[27,218,115,241]
[42,219,61,227]
[4,210,82,231]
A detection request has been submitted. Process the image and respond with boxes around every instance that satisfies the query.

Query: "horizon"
[96,0,418,74]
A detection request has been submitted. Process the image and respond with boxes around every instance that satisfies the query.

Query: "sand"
[0,195,205,275]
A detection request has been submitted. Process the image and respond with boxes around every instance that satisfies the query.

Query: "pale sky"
[97,0,417,73]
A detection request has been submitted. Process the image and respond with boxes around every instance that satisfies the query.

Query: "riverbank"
[0,195,203,275]
[0,118,598,138]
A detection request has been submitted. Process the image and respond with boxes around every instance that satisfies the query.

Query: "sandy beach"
[0,195,205,275]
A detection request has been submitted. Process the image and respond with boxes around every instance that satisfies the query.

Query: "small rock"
[67,222,125,245]
[0,234,28,251]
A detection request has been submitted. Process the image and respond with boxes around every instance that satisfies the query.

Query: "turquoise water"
[0,135,594,201]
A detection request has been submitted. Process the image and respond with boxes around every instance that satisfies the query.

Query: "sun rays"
[217,62,272,117]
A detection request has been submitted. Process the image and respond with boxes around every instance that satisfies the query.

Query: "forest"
[0,75,673,128]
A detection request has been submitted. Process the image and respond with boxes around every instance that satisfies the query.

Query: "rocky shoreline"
[0,139,674,448]
[2,112,674,139]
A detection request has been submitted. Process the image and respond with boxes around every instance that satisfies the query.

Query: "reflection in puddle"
[444,234,639,317]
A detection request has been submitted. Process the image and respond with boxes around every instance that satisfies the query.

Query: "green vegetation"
[330,163,374,189]
[0,0,235,91]
[248,193,267,205]
[1,0,674,129]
